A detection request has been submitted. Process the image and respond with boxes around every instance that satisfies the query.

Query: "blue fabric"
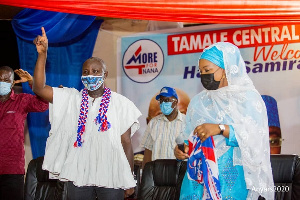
[180,148,248,200]
[12,8,96,44]
[199,46,224,69]
[12,9,102,158]
[217,148,248,199]
[261,95,280,128]
[225,125,239,147]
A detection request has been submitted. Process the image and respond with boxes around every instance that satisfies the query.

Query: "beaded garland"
[74,87,111,147]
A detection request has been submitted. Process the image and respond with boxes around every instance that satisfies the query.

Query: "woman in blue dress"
[174,42,274,200]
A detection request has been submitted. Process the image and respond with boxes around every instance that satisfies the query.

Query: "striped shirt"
[140,111,185,160]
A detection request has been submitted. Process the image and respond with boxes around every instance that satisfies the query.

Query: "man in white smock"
[33,27,141,200]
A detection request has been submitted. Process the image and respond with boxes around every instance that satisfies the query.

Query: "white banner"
[117,24,300,155]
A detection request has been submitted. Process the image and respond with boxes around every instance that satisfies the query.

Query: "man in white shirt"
[140,87,186,168]
[33,27,141,200]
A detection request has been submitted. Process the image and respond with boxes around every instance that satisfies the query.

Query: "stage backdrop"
[117,24,300,155]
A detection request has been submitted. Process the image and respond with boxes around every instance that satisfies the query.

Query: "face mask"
[200,68,222,90]
[0,82,12,96]
[81,75,104,91]
[160,102,174,115]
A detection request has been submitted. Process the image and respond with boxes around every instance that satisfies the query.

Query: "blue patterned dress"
[180,126,248,200]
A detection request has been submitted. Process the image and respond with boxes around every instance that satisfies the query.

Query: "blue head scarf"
[261,95,280,128]
[199,46,225,69]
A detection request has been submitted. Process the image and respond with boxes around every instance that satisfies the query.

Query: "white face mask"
[0,82,12,96]
[81,75,104,91]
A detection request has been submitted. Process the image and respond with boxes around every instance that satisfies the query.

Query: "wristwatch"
[219,124,225,135]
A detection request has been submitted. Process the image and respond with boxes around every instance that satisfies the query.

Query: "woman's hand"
[174,144,189,160]
[194,123,221,142]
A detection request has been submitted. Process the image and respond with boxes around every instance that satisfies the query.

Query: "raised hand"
[14,69,33,85]
[33,27,48,54]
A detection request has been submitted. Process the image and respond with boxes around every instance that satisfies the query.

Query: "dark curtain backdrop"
[0,20,19,70]
[12,8,102,158]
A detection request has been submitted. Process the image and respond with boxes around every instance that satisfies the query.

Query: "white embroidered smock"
[42,87,142,189]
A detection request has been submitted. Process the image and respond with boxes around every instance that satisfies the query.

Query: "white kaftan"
[42,87,141,189]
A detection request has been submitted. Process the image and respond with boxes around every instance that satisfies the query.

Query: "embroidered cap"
[199,45,224,69]
[155,86,178,100]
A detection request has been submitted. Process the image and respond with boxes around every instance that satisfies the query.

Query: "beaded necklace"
[74,87,111,147]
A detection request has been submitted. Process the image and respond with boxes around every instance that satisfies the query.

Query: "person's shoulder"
[15,93,47,104]
[189,92,204,104]
[53,87,80,95]
[16,92,36,99]
[111,90,127,99]
[111,90,134,104]
[149,114,164,124]
[185,92,206,114]
[53,86,79,92]
[178,111,186,119]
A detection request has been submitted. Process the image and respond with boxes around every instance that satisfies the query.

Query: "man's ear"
[104,71,108,79]
[12,80,15,88]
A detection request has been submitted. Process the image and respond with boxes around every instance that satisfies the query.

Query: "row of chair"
[25,154,300,200]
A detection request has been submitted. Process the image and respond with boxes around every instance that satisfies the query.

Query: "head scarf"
[199,46,225,69]
[185,42,274,199]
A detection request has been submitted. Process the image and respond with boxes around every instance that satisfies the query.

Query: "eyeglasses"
[158,98,176,104]
[269,137,284,147]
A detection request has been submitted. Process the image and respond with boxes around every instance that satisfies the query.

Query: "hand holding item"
[193,123,221,142]
[174,144,189,160]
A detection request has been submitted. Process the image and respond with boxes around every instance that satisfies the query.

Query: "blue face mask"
[160,102,174,116]
[0,82,12,96]
[81,75,104,91]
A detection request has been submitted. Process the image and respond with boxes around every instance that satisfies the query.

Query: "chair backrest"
[139,155,300,200]
[24,157,66,200]
[270,154,300,200]
[138,159,183,200]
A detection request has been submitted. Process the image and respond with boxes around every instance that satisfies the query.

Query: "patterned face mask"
[0,82,12,95]
[81,75,104,91]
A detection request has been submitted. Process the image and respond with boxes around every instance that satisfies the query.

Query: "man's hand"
[174,144,189,160]
[124,187,134,198]
[33,27,48,54]
[14,69,33,85]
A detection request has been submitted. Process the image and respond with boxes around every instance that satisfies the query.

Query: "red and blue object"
[187,135,222,199]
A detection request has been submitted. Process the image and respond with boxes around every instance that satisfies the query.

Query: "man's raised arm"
[33,27,53,103]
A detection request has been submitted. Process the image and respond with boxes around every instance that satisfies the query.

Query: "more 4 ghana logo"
[123,39,164,83]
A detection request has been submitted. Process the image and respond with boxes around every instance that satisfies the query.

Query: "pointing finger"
[41,27,46,37]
